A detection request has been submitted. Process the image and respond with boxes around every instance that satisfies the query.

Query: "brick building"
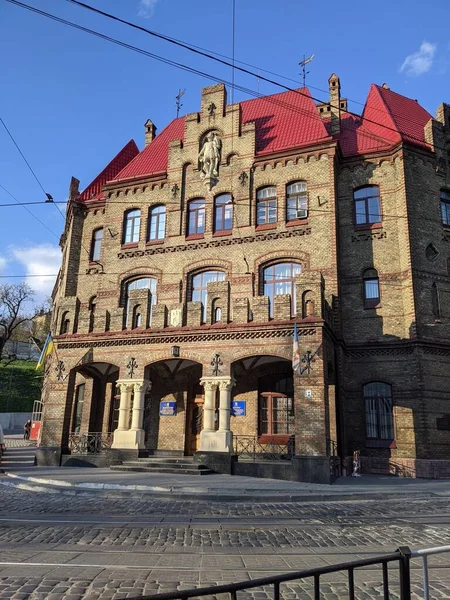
[37,75,450,481]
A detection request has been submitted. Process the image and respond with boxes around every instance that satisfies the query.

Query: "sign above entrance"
[231,400,246,417]
[160,401,176,416]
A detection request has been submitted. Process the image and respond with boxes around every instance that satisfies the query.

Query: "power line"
[63,0,441,150]
[4,0,442,156]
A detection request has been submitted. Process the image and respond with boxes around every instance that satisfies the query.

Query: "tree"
[0,282,37,366]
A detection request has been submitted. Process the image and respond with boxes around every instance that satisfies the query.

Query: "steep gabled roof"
[114,117,186,182]
[78,140,139,202]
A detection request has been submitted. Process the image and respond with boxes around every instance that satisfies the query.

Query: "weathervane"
[299,54,314,87]
[176,89,186,118]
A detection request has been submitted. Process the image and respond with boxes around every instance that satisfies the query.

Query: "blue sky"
[1,0,449,301]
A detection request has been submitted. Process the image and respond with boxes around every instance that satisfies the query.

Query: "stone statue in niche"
[198,132,222,189]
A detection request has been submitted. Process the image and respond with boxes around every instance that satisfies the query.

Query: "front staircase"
[110,456,214,475]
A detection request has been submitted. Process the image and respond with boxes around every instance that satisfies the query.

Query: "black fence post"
[397,546,412,600]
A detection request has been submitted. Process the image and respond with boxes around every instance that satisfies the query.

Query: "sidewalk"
[2,466,450,502]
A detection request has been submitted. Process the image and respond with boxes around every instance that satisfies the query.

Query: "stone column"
[199,376,235,453]
[112,379,150,450]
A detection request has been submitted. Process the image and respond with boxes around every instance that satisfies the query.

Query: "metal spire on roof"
[175,89,185,118]
[299,54,314,87]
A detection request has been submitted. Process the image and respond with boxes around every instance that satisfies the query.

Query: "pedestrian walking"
[23,419,31,441]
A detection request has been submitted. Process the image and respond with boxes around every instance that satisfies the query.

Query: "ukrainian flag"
[36,333,55,370]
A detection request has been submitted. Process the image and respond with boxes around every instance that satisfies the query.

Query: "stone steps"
[110,456,214,475]
[1,446,36,471]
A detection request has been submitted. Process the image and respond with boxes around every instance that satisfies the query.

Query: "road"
[0,485,449,599]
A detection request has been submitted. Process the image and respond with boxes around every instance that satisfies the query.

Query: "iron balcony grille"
[68,432,113,454]
[233,435,294,462]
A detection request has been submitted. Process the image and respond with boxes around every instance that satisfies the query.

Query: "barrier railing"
[127,546,413,600]
[68,432,113,454]
[233,435,294,462]
[411,545,450,600]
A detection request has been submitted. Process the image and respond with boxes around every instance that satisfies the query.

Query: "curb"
[0,473,443,503]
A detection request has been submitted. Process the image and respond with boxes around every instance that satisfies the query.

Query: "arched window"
[286,182,307,222]
[191,270,225,322]
[125,277,157,327]
[364,382,394,440]
[72,383,85,434]
[88,296,96,333]
[187,199,206,236]
[132,305,142,329]
[214,194,233,232]
[213,306,222,323]
[123,209,141,244]
[257,187,277,225]
[148,205,166,241]
[263,262,302,317]
[440,189,450,226]
[60,311,70,334]
[90,228,103,262]
[363,268,380,308]
[354,186,381,226]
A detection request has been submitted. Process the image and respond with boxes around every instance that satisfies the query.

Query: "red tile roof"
[78,140,139,201]
[80,84,434,199]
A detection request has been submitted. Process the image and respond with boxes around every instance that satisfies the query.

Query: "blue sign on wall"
[231,400,246,417]
[160,401,176,416]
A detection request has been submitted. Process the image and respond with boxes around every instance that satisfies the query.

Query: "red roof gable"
[114,117,185,182]
[78,140,139,202]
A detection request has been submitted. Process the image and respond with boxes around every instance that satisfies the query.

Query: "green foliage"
[0,360,42,412]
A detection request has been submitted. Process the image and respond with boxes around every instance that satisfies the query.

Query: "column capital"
[218,377,236,391]
[133,380,151,394]
[200,378,218,392]
[200,376,235,391]
[116,381,134,393]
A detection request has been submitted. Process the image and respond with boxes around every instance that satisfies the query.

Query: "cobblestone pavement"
[1,484,450,598]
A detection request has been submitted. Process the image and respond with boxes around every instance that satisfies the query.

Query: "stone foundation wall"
[344,455,450,479]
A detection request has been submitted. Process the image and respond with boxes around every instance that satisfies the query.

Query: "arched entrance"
[144,359,203,455]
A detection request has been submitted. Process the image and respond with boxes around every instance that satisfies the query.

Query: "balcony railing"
[233,435,294,462]
[68,432,113,454]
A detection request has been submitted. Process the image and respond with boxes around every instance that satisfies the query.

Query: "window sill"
[364,303,381,310]
[186,234,205,241]
[88,260,101,266]
[212,230,232,237]
[121,243,139,249]
[366,439,397,449]
[146,239,165,246]
[354,222,383,231]
[286,219,308,227]
[256,223,277,231]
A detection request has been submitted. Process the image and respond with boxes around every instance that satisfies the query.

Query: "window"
[72,383,85,434]
[187,199,206,236]
[88,296,96,333]
[354,186,381,226]
[191,270,225,322]
[123,209,141,244]
[148,205,166,241]
[286,182,308,221]
[257,187,277,225]
[213,306,222,323]
[263,262,302,317]
[441,189,450,226]
[258,375,294,436]
[125,278,157,327]
[60,311,70,334]
[364,382,394,440]
[363,268,380,308]
[214,194,233,232]
[90,228,103,262]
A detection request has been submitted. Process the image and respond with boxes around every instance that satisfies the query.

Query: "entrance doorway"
[185,384,204,455]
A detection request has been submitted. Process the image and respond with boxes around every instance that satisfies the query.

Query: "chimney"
[68,176,80,202]
[144,119,157,146]
[328,73,341,134]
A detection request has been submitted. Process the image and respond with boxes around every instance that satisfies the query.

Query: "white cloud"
[11,244,61,297]
[400,41,437,76]
[138,0,159,18]
[0,256,7,274]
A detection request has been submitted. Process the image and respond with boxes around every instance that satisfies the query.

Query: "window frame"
[123,209,141,245]
[363,268,380,309]
[90,228,103,262]
[187,199,206,237]
[256,186,277,227]
[354,185,382,228]
[148,205,166,242]
[258,392,295,436]
[286,181,308,223]
[262,262,303,318]
[364,381,394,441]
[214,193,233,233]
[190,270,226,323]
[71,383,86,434]
[124,277,158,328]
[440,189,450,227]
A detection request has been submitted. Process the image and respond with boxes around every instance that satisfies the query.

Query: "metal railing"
[411,545,450,600]
[68,432,113,454]
[127,546,412,600]
[233,435,294,462]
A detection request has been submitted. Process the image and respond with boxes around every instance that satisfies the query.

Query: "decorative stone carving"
[126,357,138,378]
[170,308,183,327]
[198,132,222,189]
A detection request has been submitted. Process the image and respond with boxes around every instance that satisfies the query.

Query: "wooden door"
[186,387,203,455]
